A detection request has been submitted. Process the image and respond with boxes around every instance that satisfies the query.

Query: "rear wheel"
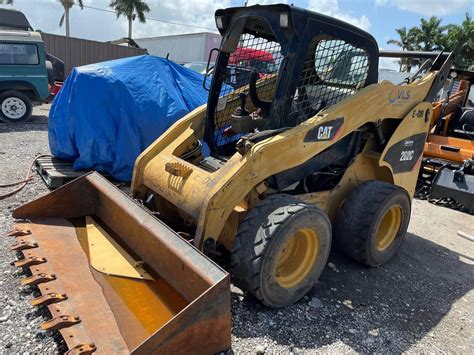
[0,91,32,123]
[231,194,332,308]
[334,180,411,266]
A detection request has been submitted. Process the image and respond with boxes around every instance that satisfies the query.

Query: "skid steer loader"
[7,4,452,354]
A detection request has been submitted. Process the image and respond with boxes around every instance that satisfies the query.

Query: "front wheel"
[231,194,332,308]
[0,91,33,123]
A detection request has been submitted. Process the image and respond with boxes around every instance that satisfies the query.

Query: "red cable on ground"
[0,154,52,200]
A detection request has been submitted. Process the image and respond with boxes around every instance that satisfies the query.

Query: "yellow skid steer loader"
[7,4,452,354]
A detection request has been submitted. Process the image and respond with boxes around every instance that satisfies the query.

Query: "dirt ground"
[0,105,473,354]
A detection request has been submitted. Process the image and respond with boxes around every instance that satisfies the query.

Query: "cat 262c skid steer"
[7,4,451,354]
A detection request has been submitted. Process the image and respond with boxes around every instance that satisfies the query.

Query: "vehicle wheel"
[231,194,332,308]
[334,180,411,267]
[0,91,32,123]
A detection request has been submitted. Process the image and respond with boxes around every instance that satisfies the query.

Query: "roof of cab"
[0,30,43,43]
[215,4,378,52]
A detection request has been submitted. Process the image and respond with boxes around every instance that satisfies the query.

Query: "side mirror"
[203,48,219,91]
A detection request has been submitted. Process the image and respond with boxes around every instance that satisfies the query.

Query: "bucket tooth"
[11,239,38,251]
[6,228,31,237]
[31,292,67,307]
[13,256,46,268]
[21,273,56,286]
[65,343,97,355]
[41,315,80,331]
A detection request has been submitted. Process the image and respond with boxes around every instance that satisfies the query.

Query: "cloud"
[375,0,471,16]
[0,0,229,41]
[132,0,230,39]
[0,0,372,42]
[308,0,371,31]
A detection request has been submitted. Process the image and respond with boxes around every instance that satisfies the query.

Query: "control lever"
[235,93,250,116]
[249,70,271,113]
[230,92,266,134]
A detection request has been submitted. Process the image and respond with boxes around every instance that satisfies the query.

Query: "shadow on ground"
[0,114,48,133]
[231,232,473,352]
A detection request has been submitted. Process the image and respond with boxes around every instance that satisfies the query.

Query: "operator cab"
[202,4,379,158]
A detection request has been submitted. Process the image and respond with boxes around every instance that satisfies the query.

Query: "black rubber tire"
[231,194,332,308]
[334,180,411,267]
[0,90,32,123]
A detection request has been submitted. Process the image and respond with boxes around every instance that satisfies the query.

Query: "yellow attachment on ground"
[276,228,319,288]
[375,205,402,251]
[86,216,154,280]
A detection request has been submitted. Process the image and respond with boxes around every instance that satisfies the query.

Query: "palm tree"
[411,16,446,51]
[109,0,150,39]
[387,27,420,72]
[444,13,473,69]
[58,0,84,37]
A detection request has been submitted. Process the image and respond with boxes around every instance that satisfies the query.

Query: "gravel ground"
[0,105,473,354]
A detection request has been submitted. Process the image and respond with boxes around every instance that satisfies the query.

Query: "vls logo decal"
[304,117,344,142]
[388,89,411,105]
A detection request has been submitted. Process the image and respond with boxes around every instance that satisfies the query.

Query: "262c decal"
[400,150,414,161]
[383,133,427,174]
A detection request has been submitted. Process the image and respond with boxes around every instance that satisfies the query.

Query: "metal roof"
[215,4,378,50]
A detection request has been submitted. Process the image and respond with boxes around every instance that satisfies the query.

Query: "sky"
[1,0,473,69]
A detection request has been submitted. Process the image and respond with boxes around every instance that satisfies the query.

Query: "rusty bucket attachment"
[10,172,230,354]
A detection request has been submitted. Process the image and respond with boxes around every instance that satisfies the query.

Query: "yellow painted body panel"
[131,72,437,250]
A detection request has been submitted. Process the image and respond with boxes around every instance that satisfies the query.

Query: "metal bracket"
[31,292,68,307]
[41,315,81,331]
[86,217,154,280]
[165,162,193,177]
[13,256,46,268]
[21,273,56,286]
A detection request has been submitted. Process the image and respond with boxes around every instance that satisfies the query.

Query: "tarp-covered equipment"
[48,55,211,181]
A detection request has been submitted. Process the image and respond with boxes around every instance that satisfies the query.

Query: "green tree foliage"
[0,0,14,4]
[443,14,474,69]
[109,0,150,39]
[411,16,446,51]
[387,27,420,72]
[388,14,473,71]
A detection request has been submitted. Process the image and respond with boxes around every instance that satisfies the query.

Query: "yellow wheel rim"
[375,205,402,251]
[276,228,319,288]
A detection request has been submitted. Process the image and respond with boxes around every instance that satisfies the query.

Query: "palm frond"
[59,12,65,27]
[110,0,150,23]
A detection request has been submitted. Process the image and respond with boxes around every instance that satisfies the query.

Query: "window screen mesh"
[290,39,369,122]
[213,33,282,147]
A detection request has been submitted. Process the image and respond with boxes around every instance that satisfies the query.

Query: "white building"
[135,32,222,64]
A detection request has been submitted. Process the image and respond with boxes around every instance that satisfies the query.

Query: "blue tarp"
[49,55,212,181]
